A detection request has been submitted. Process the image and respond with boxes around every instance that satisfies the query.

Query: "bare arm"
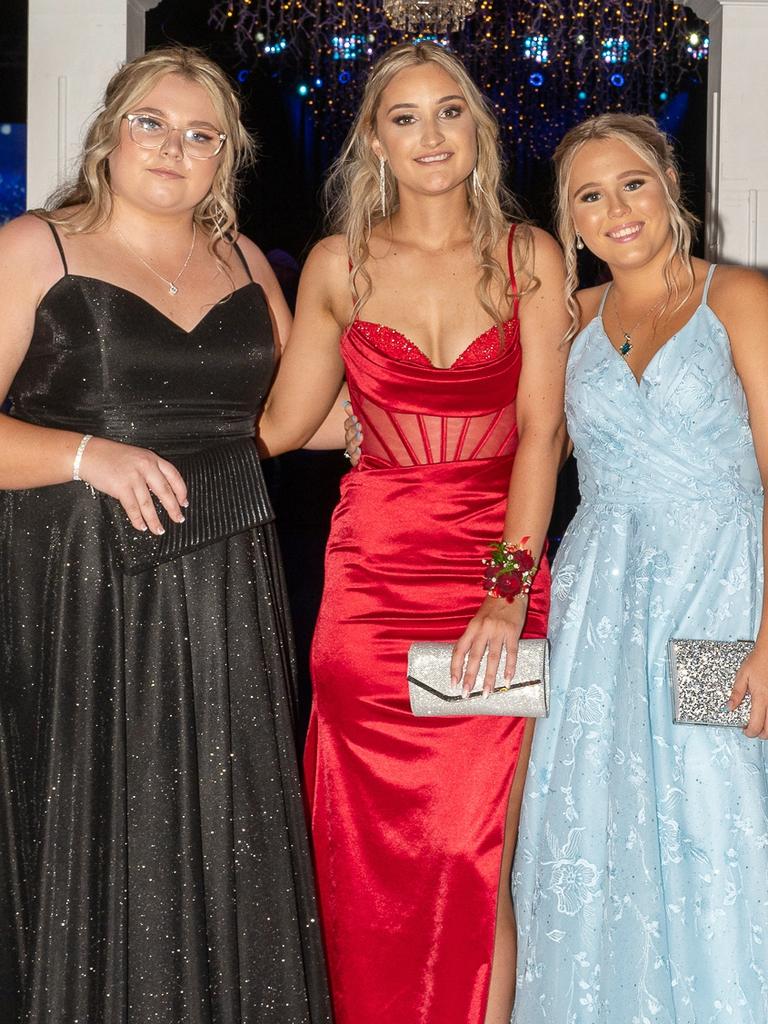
[716,266,768,739]
[452,227,569,693]
[258,238,347,456]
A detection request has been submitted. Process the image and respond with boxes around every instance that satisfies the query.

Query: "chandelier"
[381,0,477,34]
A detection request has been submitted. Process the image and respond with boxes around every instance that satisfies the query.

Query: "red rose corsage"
[482,536,538,603]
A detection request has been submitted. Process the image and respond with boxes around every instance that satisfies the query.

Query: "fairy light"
[208,0,708,168]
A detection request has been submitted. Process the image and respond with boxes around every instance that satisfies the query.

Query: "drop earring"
[379,156,387,218]
[472,167,480,197]
[575,233,585,250]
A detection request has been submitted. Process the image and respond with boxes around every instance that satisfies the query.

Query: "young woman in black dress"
[0,47,331,1024]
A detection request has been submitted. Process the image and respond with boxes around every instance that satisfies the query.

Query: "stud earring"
[575,233,585,250]
[379,156,387,218]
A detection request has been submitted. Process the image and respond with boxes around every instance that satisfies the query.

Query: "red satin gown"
[305,227,550,1024]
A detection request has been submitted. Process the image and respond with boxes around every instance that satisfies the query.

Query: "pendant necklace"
[114,222,197,296]
[611,287,668,358]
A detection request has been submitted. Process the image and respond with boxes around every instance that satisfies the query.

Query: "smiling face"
[371,62,477,202]
[569,136,674,272]
[108,72,224,217]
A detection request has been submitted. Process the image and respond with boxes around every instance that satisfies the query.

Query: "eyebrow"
[385,94,466,114]
[132,106,219,130]
[572,169,651,195]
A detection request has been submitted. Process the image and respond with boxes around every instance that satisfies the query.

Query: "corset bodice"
[343,318,522,468]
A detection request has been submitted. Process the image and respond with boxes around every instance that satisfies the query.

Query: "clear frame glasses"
[124,113,227,160]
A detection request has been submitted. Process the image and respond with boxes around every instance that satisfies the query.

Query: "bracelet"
[482,536,537,602]
[72,434,93,482]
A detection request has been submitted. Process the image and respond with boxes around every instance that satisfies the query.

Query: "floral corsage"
[482,537,537,602]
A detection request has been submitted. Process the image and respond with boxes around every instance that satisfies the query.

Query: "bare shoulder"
[0,214,64,300]
[575,284,608,325]
[708,263,768,322]
[229,233,276,284]
[0,212,56,261]
[511,224,564,290]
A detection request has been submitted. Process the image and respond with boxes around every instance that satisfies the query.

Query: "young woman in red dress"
[259,42,568,1024]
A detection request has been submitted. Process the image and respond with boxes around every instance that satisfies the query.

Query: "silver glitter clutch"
[668,638,753,727]
[407,639,549,717]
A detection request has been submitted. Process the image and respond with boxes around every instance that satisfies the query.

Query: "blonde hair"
[324,41,531,327]
[39,46,255,258]
[553,113,699,341]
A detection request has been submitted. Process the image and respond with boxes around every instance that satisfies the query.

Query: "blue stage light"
[610,73,625,88]
[529,72,544,88]
[338,70,352,85]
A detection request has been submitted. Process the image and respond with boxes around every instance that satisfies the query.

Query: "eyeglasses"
[124,113,227,160]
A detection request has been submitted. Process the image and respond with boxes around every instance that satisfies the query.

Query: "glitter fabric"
[0,230,332,1023]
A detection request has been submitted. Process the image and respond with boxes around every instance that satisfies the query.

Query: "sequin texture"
[0,257,331,1022]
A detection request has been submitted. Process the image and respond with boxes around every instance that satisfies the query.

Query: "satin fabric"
[306,242,550,1024]
[0,244,331,1023]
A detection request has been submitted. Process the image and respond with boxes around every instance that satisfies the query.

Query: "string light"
[209,0,708,168]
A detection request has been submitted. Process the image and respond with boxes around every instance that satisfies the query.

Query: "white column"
[26,0,161,209]
[689,0,768,268]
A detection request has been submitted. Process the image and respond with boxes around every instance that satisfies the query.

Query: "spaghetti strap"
[507,224,519,318]
[46,221,68,275]
[232,239,253,282]
[701,263,717,305]
[597,283,612,317]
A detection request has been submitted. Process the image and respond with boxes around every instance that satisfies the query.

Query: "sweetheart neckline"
[37,274,264,337]
[350,318,518,370]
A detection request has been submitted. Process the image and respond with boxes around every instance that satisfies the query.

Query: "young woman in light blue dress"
[512,114,768,1022]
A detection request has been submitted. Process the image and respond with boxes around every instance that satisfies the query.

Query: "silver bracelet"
[72,433,93,481]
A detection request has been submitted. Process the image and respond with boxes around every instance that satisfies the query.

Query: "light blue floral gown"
[513,266,768,1023]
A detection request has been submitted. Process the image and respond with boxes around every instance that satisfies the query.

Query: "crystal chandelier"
[382,0,477,34]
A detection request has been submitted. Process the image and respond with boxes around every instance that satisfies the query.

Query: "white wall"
[26,0,160,209]
[690,0,768,268]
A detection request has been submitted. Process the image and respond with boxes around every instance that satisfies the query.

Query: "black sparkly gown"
[0,226,332,1024]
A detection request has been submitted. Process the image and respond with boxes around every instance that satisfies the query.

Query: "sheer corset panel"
[352,395,519,466]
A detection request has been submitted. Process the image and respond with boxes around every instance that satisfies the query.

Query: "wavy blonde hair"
[39,46,255,258]
[554,113,699,341]
[324,41,531,327]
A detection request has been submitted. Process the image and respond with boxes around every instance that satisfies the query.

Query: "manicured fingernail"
[481,691,489,701]
[343,400,351,409]
[182,500,189,508]
[157,527,166,535]
[176,515,185,523]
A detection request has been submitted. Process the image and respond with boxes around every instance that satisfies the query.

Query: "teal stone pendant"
[619,336,632,357]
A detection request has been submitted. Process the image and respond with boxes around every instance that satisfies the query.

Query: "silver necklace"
[114,222,197,295]
[611,287,668,358]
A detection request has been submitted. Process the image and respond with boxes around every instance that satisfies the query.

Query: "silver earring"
[575,233,585,250]
[379,156,387,218]
[472,167,480,197]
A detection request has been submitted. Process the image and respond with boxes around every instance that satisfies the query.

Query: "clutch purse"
[100,437,274,576]
[407,639,549,717]
[667,638,753,727]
